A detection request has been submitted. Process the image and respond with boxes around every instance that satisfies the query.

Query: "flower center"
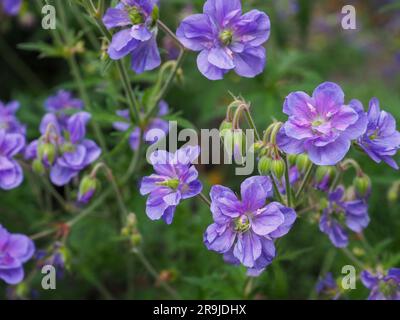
[369,129,379,140]
[127,6,144,25]
[234,215,251,233]
[219,29,234,46]
[312,117,325,127]
[379,279,398,298]
[158,178,180,190]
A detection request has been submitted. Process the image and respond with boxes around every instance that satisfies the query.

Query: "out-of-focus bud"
[127,213,138,228]
[38,142,56,165]
[131,233,142,247]
[296,154,311,172]
[387,182,400,203]
[353,174,371,198]
[77,176,98,204]
[219,120,233,134]
[315,166,334,183]
[288,154,298,166]
[32,159,45,175]
[271,159,285,180]
[258,156,272,175]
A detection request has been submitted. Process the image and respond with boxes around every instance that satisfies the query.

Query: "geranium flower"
[140,146,203,224]
[176,0,270,80]
[277,82,368,165]
[0,0,22,16]
[0,100,26,135]
[361,268,400,300]
[204,176,296,276]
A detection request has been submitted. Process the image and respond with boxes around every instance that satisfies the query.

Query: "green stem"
[157,20,185,50]
[269,174,284,204]
[132,249,181,299]
[295,164,315,201]
[243,106,261,141]
[284,156,293,207]
[198,192,211,207]
[341,248,366,269]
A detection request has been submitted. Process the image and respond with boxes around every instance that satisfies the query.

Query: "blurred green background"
[0,0,399,299]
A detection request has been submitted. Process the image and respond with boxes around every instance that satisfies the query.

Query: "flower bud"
[32,159,45,175]
[38,142,56,165]
[219,120,233,134]
[388,184,399,203]
[221,129,246,163]
[78,176,98,204]
[131,233,142,247]
[258,156,272,175]
[252,141,264,154]
[288,154,298,166]
[296,154,311,172]
[353,175,371,198]
[315,166,334,183]
[271,159,285,180]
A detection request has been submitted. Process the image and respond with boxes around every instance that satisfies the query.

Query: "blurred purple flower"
[361,268,400,300]
[204,176,296,276]
[140,146,202,224]
[176,0,270,80]
[319,186,369,248]
[0,100,26,135]
[357,98,400,170]
[0,130,25,190]
[102,0,161,74]
[277,82,368,165]
[1,0,22,16]
[50,112,101,186]
[113,100,169,151]
[316,272,340,299]
[0,224,35,285]
[36,242,66,280]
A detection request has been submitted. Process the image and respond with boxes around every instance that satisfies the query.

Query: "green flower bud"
[78,175,98,203]
[388,185,398,203]
[296,154,311,172]
[288,154,298,166]
[221,129,246,163]
[252,141,264,154]
[315,166,334,183]
[131,233,142,247]
[219,120,233,134]
[354,175,371,197]
[258,156,272,175]
[38,142,56,165]
[271,159,285,180]
[32,159,45,175]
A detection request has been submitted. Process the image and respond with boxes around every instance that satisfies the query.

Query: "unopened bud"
[32,159,45,175]
[296,154,311,172]
[78,176,97,204]
[315,166,334,183]
[131,233,142,247]
[219,120,233,134]
[252,141,264,154]
[258,156,272,175]
[38,142,56,165]
[354,175,371,198]
[288,154,298,166]
[271,159,285,180]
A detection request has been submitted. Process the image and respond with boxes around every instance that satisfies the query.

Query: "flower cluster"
[204,176,296,276]
[319,185,369,248]
[25,91,101,186]
[113,100,169,151]
[103,0,161,74]
[177,0,270,80]
[140,146,203,224]
[0,0,22,16]
[361,268,400,300]
[0,224,35,285]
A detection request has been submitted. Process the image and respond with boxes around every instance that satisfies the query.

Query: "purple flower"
[0,100,26,135]
[356,98,400,170]
[204,176,297,276]
[176,0,270,80]
[140,146,203,224]
[361,268,400,300]
[25,112,101,186]
[113,101,169,151]
[103,0,161,74]
[0,130,25,190]
[0,224,35,285]
[1,0,22,16]
[319,186,369,248]
[277,82,368,165]
[276,165,300,194]
[316,272,340,299]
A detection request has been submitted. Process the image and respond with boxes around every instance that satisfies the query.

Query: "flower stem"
[269,174,285,204]
[341,248,367,269]
[198,192,211,207]
[243,106,261,141]
[157,20,185,50]
[295,163,315,202]
[284,155,293,207]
